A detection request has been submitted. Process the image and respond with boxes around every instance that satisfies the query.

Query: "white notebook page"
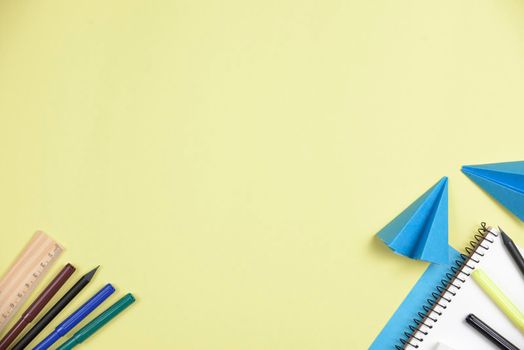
[417,227,524,350]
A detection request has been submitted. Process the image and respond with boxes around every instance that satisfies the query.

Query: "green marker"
[56,293,136,350]
[472,269,524,333]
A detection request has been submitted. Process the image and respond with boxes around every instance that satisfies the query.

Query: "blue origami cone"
[376,177,449,264]
[462,161,524,221]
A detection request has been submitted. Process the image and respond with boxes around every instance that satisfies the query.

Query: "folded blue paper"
[462,161,524,221]
[376,177,449,264]
[370,246,461,350]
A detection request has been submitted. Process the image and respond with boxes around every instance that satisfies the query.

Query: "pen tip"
[499,227,510,243]
[83,266,99,281]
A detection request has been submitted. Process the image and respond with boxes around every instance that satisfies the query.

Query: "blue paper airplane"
[376,177,449,264]
[462,161,524,221]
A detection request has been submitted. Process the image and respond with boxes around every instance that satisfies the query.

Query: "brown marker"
[0,263,76,350]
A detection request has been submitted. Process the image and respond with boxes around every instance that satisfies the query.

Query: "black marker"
[466,314,519,350]
[499,227,524,278]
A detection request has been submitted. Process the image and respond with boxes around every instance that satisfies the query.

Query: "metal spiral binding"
[394,222,498,350]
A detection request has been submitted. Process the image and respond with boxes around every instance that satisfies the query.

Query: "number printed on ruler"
[0,243,62,326]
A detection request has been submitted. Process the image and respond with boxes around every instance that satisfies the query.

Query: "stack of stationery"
[371,223,524,349]
[370,161,524,349]
[0,231,135,349]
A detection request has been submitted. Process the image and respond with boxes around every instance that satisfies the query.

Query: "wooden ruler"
[0,231,63,331]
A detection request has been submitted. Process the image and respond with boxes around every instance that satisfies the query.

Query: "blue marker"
[33,284,115,350]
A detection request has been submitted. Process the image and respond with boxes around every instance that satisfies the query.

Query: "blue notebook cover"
[370,246,461,349]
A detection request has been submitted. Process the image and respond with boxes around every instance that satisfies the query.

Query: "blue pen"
[32,284,115,350]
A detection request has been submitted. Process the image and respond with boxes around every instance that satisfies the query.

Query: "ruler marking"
[0,239,62,330]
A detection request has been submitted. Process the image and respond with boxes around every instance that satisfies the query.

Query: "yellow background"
[1,0,524,348]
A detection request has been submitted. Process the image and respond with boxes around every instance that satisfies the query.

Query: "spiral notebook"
[371,224,524,349]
